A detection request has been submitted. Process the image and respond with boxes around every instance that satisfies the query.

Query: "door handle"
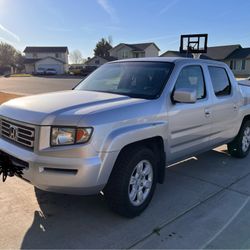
[233,105,238,111]
[205,109,211,117]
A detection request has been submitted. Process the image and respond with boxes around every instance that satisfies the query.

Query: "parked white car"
[35,68,45,75]
[45,68,57,75]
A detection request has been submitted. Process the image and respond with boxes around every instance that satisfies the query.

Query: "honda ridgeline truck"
[1,57,250,218]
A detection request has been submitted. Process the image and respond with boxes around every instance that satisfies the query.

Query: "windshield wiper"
[93,90,145,99]
[81,89,150,99]
[105,91,147,99]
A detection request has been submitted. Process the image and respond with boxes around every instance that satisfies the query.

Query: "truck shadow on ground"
[20,148,249,249]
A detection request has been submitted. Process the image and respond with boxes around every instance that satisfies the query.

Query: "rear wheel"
[228,120,250,158]
[104,146,157,218]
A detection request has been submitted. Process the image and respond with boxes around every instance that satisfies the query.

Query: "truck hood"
[0,90,147,125]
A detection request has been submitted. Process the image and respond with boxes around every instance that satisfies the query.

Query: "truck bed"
[239,82,250,105]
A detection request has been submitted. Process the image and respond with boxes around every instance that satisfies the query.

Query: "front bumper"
[0,138,117,195]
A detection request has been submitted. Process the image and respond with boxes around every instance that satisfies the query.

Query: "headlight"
[51,127,93,146]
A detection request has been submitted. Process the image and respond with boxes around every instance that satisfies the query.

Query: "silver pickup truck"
[1,57,250,217]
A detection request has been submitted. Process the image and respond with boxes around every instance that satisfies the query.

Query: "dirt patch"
[0,92,22,104]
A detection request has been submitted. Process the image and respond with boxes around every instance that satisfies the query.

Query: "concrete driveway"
[1,77,250,248]
[1,145,250,249]
[0,76,82,95]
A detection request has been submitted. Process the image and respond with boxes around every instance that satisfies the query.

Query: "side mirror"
[173,88,197,103]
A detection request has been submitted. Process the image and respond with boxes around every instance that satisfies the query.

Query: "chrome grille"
[0,119,35,149]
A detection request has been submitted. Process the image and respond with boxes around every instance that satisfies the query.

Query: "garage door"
[38,64,63,74]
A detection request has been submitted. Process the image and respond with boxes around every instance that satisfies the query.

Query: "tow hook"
[0,158,24,182]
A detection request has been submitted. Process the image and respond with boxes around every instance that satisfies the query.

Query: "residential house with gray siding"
[109,43,160,59]
[24,46,69,74]
[161,44,250,77]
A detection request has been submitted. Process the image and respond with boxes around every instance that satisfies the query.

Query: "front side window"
[75,62,173,99]
[175,65,206,100]
[208,66,231,97]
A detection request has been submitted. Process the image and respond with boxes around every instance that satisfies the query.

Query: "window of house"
[230,60,239,71]
[175,65,206,100]
[32,53,38,58]
[55,53,59,58]
[242,60,246,71]
[208,66,231,97]
[122,51,129,58]
[230,60,233,70]
[232,60,237,70]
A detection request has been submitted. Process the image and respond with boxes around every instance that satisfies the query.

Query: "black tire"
[104,146,157,218]
[228,120,250,158]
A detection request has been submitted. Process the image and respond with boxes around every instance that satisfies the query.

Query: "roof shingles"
[227,48,250,59]
[24,46,68,53]
[111,43,160,52]
[161,44,244,61]
[205,45,241,60]
[24,56,65,64]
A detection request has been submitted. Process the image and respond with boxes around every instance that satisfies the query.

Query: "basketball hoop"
[180,34,208,59]
[192,53,202,59]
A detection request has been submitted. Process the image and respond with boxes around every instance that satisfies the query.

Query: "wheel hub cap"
[242,127,250,152]
[128,160,153,206]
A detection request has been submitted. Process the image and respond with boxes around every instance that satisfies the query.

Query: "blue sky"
[0,0,250,58]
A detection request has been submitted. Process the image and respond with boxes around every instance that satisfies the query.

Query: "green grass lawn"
[10,74,32,77]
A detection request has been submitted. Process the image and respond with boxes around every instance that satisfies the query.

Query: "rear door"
[167,64,212,162]
[208,66,241,145]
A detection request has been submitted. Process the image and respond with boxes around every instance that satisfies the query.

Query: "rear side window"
[208,67,231,96]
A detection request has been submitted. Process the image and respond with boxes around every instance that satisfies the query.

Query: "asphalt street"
[0,76,82,95]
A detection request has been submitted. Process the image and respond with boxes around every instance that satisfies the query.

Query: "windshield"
[75,61,173,99]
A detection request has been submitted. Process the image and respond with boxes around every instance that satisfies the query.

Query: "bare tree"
[0,42,23,66]
[69,50,84,64]
[0,42,24,73]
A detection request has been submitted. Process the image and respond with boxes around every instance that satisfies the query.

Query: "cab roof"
[110,57,226,67]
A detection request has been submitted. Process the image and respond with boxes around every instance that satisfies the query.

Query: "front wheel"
[228,120,250,158]
[104,147,157,218]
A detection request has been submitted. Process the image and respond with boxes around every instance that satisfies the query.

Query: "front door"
[167,65,212,162]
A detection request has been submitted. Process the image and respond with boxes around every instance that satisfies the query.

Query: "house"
[84,55,117,67]
[205,45,241,61]
[161,44,250,77]
[109,43,160,59]
[160,50,211,59]
[0,66,15,75]
[23,46,69,74]
[161,45,240,60]
[225,48,250,77]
